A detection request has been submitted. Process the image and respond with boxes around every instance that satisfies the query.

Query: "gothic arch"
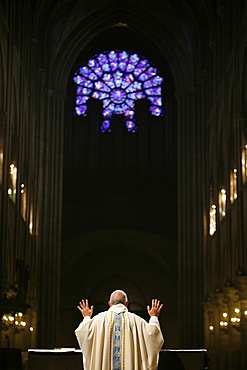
[45,2,198,94]
[60,229,178,346]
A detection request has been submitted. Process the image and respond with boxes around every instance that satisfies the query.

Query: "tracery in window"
[73,50,163,132]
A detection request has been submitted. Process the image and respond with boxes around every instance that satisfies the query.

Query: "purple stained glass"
[126,120,136,132]
[124,109,134,119]
[111,89,126,104]
[101,120,111,131]
[150,106,162,116]
[74,50,163,131]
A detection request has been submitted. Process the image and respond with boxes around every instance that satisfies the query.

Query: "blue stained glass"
[155,87,162,95]
[92,91,109,100]
[126,120,136,132]
[76,96,89,104]
[121,80,131,89]
[114,71,123,87]
[129,54,140,63]
[103,74,112,82]
[133,81,142,90]
[145,89,154,95]
[126,63,135,73]
[126,99,135,108]
[80,87,92,95]
[145,87,161,96]
[152,76,163,85]
[74,75,84,84]
[111,89,126,104]
[150,106,162,116]
[102,108,112,117]
[75,105,87,115]
[124,109,135,119]
[88,58,97,67]
[84,80,94,88]
[101,120,111,131]
[110,62,118,71]
[77,85,92,95]
[102,63,111,72]
[119,62,127,71]
[105,80,115,89]
[138,73,149,81]
[143,76,162,88]
[115,105,124,114]
[108,50,118,61]
[148,96,162,106]
[95,81,105,90]
[128,92,144,100]
[102,99,111,108]
[147,66,157,76]
[79,66,90,75]
[143,80,153,89]
[94,67,103,77]
[119,51,128,61]
[88,72,98,80]
[98,53,108,65]
[74,50,163,130]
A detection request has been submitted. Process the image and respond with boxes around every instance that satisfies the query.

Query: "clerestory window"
[73,50,163,132]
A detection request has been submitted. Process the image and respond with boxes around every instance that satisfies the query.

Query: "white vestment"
[75,303,164,370]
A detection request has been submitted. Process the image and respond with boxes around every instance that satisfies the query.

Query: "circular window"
[74,50,163,132]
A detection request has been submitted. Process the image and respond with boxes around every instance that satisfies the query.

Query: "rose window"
[73,50,163,132]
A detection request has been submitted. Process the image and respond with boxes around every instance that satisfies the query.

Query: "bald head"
[109,290,128,306]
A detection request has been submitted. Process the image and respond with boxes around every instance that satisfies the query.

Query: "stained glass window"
[73,50,163,132]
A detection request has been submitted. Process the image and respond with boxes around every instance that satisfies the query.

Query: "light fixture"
[230,308,241,331]
[209,325,214,332]
[219,312,228,332]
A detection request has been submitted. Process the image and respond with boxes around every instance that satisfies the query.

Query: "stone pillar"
[35,85,65,348]
[176,87,205,348]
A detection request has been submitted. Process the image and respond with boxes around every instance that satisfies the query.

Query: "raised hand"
[147,299,163,317]
[77,299,94,317]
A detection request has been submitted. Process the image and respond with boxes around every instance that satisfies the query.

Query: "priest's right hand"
[77,299,94,317]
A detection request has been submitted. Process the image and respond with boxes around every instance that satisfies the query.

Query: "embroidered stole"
[110,312,126,370]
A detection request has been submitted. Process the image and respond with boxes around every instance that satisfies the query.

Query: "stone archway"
[59,229,178,348]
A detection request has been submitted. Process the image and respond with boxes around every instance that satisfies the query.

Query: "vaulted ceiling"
[31,0,217,91]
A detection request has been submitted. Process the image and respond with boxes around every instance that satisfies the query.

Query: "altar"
[25,348,209,370]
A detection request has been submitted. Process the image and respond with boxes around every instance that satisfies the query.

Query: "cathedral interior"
[0,1,247,369]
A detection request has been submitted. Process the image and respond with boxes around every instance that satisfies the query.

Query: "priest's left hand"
[147,299,163,317]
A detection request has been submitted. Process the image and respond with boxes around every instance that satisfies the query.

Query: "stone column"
[35,84,65,348]
[177,86,205,347]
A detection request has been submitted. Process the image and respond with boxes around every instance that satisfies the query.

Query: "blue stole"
[112,312,122,370]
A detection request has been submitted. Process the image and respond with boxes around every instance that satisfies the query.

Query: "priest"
[75,289,164,370]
